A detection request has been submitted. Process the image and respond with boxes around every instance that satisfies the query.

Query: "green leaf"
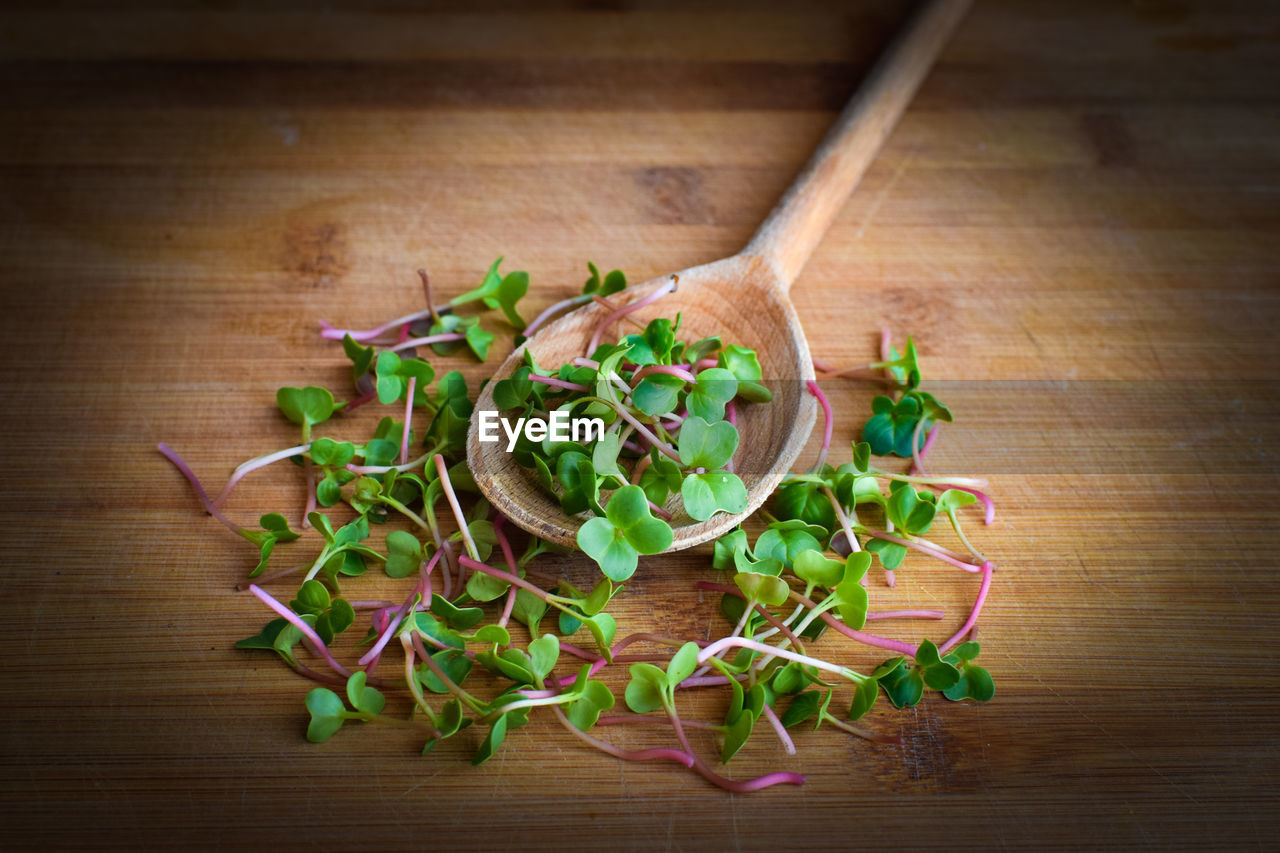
[345,671,386,716]
[773,480,837,533]
[430,593,484,630]
[472,713,510,765]
[577,516,638,582]
[753,521,825,569]
[681,470,747,521]
[877,659,925,709]
[686,367,738,421]
[717,344,762,382]
[556,452,602,517]
[580,612,617,658]
[528,634,560,682]
[793,550,845,590]
[721,709,756,763]
[591,432,628,489]
[915,639,942,667]
[465,323,495,362]
[566,679,615,732]
[712,528,750,571]
[936,489,979,513]
[383,529,422,579]
[419,649,473,694]
[734,571,791,608]
[235,618,289,650]
[638,455,683,506]
[581,577,617,616]
[781,690,824,729]
[497,271,529,329]
[277,386,338,429]
[305,688,346,742]
[632,372,685,416]
[834,577,869,630]
[677,416,739,470]
[667,642,701,690]
[865,538,908,571]
[291,579,331,615]
[624,663,669,713]
[849,677,878,721]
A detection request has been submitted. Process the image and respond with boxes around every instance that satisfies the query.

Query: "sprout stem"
[247,584,351,677]
[760,703,797,755]
[549,705,694,768]
[434,455,477,561]
[387,332,466,354]
[806,380,833,472]
[213,443,311,506]
[523,294,593,338]
[400,377,416,465]
[939,561,994,654]
[157,443,243,535]
[587,276,677,355]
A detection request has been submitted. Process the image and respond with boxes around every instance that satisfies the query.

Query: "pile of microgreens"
[160,258,996,793]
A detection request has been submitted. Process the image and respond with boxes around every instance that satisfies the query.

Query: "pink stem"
[523,294,590,339]
[611,406,680,462]
[884,569,897,588]
[587,276,677,355]
[459,556,549,603]
[596,716,717,730]
[959,486,996,525]
[248,585,351,677]
[760,702,797,755]
[550,706,694,768]
[630,453,653,485]
[560,642,603,663]
[806,380,833,472]
[388,332,466,354]
[939,561,994,654]
[157,443,243,535]
[400,377,416,465]
[866,609,945,621]
[434,455,476,560]
[319,307,448,342]
[631,364,697,385]
[359,583,420,668]
[812,357,837,373]
[702,583,922,657]
[909,424,940,475]
[667,706,804,792]
[648,500,673,520]
[863,528,982,572]
[213,443,311,506]
[529,374,589,393]
[492,517,521,630]
[301,462,317,528]
[880,325,892,365]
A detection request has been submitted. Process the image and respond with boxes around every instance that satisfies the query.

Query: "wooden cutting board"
[3,1,1278,847]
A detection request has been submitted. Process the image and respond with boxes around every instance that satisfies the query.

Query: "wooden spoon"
[466,0,970,550]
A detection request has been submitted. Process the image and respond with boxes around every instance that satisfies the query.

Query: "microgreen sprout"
[165,258,999,791]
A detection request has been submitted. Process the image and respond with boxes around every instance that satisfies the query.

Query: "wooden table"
[3,1,1277,847]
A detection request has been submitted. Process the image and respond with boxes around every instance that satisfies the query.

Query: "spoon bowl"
[465,0,970,551]
[466,252,816,549]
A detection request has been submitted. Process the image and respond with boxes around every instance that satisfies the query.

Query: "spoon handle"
[744,0,970,291]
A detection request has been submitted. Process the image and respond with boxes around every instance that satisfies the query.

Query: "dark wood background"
[2,0,1278,848]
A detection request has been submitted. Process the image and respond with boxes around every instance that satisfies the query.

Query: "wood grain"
[2,0,1279,849]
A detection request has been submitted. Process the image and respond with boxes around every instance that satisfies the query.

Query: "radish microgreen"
[164,258,999,791]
